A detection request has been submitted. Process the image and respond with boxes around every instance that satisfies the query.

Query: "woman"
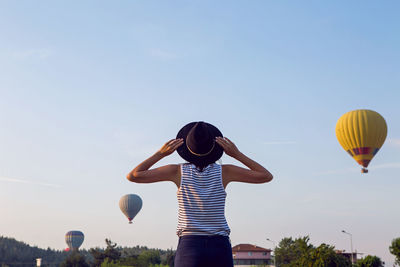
[127,121,273,267]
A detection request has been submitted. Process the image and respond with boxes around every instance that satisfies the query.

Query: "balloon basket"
[129,221,132,224]
[361,168,368,174]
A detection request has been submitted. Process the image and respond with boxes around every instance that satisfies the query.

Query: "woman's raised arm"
[126,139,183,187]
[215,137,273,187]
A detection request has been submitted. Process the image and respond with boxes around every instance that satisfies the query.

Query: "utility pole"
[342,230,354,264]
[266,238,276,266]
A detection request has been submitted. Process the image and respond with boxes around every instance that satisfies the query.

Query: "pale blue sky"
[0,1,399,265]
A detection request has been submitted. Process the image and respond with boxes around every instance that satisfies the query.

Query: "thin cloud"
[387,138,400,148]
[312,167,358,176]
[370,162,400,169]
[262,141,296,145]
[149,48,177,60]
[313,162,400,176]
[12,48,54,60]
[0,176,61,188]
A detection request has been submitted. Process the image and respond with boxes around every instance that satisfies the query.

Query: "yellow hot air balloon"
[336,109,387,173]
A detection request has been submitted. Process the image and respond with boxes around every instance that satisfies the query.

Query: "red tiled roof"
[232,244,271,252]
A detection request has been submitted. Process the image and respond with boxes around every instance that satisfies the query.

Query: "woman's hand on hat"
[215,137,240,158]
[158,138,184,157]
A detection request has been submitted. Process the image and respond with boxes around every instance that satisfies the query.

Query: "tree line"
[1,235,400,267]
[274,236,400,267]
[0,237,173,267]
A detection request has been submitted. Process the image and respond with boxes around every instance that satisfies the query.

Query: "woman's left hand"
[216,137,241,158]
[158,138,184,157]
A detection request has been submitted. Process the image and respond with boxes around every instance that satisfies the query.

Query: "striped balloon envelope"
[65,230,84,251]
[335,109,387,173]
[119,194,142,224]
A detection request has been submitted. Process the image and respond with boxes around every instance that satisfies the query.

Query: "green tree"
[137,250,161,267]
[100,258,130,267]
[309,244,351,267]
[162,249,175,267]
[104,239,122,261]
[275,236,314,266]
[390,237,400,266]
[356,255,384,267]
[60,251,90,267]
[90,239,121,267]
[335,253,352,267]
[275,236,351,267]
[117,256,138,266]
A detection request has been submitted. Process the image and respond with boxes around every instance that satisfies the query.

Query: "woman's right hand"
[158,138,184,157]
[216,137,241,158]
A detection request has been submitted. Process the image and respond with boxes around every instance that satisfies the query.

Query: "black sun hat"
[176,121,223,166]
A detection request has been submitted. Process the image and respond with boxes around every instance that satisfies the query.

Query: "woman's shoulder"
[220,164,240,175]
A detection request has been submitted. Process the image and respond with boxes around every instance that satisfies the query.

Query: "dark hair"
[191,158,216,172]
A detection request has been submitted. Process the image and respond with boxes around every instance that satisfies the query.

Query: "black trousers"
[174,235,234,267]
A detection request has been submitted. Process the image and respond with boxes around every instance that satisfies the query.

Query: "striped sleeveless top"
[176,163,230,237]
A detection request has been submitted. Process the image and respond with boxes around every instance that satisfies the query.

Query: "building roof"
[335,250,359,255]
[232,244,271,252]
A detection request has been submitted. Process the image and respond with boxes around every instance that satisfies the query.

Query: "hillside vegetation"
[0,236,173,267]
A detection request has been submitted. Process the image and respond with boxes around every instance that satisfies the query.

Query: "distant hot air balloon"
[119,194,142,224]
[335,109,387,173]
[65,230,84,251]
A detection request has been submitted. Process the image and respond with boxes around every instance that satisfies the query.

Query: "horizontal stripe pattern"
[177,163,230,237]
[65,231,84,250]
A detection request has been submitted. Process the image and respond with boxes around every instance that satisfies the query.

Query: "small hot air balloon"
[65,230,84,251]
[336,109,387,173]
[119,194,142,224]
